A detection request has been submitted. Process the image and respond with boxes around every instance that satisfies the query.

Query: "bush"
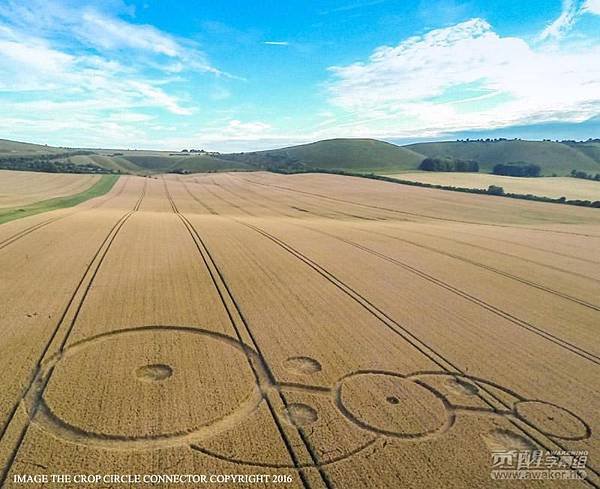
[419,157,479,172]
[0,155,114,174]
[493,162,541,177]
[570,169,600,181]
[487,185,505,195]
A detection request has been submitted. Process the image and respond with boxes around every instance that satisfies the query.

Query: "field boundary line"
[229,173,600,265]
[234,172,600,284]
[222,174,387,223]
[364,228,600,311]
[175,175,217,215]
[238,221,600,487]
[308,227,600,364]
[0,179,146,488]
[395,227,600,284]
[162,178,323,489]
[221,175,600,361]
[184,175,600,486]
[239,176,600,238]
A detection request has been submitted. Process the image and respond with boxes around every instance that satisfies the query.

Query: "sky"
[0,0,599,151]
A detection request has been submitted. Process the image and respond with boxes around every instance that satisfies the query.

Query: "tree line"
[419,157,479,172]
[492,162,541,177]
[570,169,600,181]
[0,154,116,174]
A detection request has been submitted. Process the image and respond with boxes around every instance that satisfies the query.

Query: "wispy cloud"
[539,0,582,40]
[263,41,289,46]
[319,0,386,15]
[0,0,225,74]
[0,0,232,145]
[326,18,600,139]
[539,0,600,39]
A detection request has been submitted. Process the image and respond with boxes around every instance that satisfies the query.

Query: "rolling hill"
[562,140,600,165]
[0,140,250,175]
[407,140,600,175]
[2,137,600,176]
[0,138,74,156]
[171,154,253,173]
[222,138,425,172]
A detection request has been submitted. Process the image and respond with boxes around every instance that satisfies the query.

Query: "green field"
[0,174,119,225]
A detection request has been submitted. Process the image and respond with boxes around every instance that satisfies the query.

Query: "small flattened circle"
[514,401,590,440]
[284,356,322,375]
[136,364,173,382]
[483,429,537,452]
[337,373,452,439]
[284,403,318,427]
[446,377,478,396]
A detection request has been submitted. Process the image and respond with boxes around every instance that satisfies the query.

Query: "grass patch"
[0,174,119,225]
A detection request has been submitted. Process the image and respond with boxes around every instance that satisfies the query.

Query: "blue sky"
[0,0,599,151]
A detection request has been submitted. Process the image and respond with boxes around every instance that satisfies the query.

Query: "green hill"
[119,155,180,171]
[222,138,425,173]
[2,137,600,176]
[562,140,600,166]
[407,140,600,176]
[118,153,250,173]
[0,138,67,156]
[67,155,146,174]
[0,139,249,174]
[170,154,251,173]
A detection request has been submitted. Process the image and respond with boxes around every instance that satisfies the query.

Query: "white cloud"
[0,0,224,75]
[582,0,600,14]
[198,119,272,141]
[0,0,235,145]
[264,41,289,46]
[78,10,179,56]
[127,81,193,115]
[0,30,193,115]
[326,18,600,139]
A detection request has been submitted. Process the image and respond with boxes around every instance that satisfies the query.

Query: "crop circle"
[30,326,265,449]
[336,372,453,438]
[514,400,590,440]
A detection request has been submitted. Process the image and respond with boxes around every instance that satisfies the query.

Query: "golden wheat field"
[0,171,599,489]
[0,170,100,208]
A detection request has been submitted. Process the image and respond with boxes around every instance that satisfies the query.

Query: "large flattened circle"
[337,373,452,438]
[43,328,257,439]
[514,401,590,441]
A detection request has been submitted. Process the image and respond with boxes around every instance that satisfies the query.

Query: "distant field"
[390,172,600,201]
[0,173,118,225]
[0,170,101,208]
[0,171,599,488]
